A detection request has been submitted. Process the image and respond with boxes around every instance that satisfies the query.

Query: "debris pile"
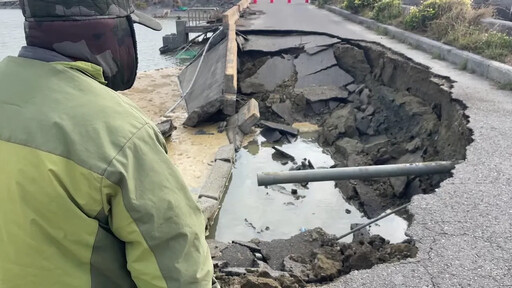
[211,228,417,287]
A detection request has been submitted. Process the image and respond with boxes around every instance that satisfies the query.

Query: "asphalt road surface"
[240,2,512,287]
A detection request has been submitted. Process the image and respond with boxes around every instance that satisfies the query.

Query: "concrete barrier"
[326,5,512,85]
[222,0,250,107]
[196,0,250,230]
[196,144,235,228]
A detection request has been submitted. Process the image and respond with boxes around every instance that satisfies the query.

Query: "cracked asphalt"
[239,2,512,287]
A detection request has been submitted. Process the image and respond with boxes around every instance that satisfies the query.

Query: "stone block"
[199,160,233,201]
[237,99,260,134]
[215,144,236,163]
[197,197,219,223]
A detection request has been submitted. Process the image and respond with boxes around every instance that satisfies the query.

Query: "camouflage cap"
[19,0,162,31]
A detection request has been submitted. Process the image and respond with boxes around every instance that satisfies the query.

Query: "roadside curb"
[325,5,512,85]
[196,144,235,229]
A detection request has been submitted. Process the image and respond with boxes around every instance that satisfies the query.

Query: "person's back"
[0,1,214,287]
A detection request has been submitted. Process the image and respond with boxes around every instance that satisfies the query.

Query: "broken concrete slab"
[333,43,371,83]
[305,45,331,55]
[346,83,358,93]
[237,99,261,134]
[180,38,227,127]
[295,66,354,90]
[271,100,294,124]
[215,144,236,163]
[218,244,256,268]
[294,48,338,77]
[260,120,299,137]
[360,88,371,106]
[208,239,229,258]
[241,34,341,53]
[197,197,219,224]
[261,127,283,143]
[240,56,294,94]
[310,101,328,114]
[329,100,342,110]
[233,240,262,253]
[198,160,233,201]
[390,176,408,197]
[296,86,349,102]
[272,146,296,161]
[155,119,176,138]
[259,228,330,270]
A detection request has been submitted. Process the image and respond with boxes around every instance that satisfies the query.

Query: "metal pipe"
[257,161,458,186]
[336,203,410,241]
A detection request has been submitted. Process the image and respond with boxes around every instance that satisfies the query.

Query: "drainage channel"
[211,135,409,244]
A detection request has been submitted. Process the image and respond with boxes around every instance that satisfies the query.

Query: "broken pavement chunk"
[333,43,371,83]
[272,100,294,124]
[294,48,338,77]
[295,66,354,90]
[260,120,299,137]
[240,56,294,94]
[261,128,283,143]
[237,99,261,134]
[226,99,260,149]
[155,119,175,138]
[272,146,296,161]
[297,86,349,102]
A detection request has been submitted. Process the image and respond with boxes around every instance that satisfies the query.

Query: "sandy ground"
[121,68,229,192]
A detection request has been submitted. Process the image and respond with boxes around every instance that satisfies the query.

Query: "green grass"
[498,82,512,91]
[458,60,468,70]
[431,51,442,60]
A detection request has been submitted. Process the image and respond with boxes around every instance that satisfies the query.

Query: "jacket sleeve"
[100,124,214,288]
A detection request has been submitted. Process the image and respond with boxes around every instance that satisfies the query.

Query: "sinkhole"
[210,31,472,286]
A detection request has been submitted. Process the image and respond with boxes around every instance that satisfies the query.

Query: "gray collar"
[18,46,71,63]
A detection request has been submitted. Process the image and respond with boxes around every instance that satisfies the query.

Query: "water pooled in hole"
[212,135,408,243]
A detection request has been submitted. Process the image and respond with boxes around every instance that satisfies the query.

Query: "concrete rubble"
[213,228,417,287]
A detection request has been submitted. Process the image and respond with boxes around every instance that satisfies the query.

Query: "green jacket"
[0,56,213,288]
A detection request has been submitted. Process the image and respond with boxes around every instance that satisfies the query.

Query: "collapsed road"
[176,25,474,286]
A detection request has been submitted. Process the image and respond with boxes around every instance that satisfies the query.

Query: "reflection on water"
[213,135,409,243]
[0,9,180,71]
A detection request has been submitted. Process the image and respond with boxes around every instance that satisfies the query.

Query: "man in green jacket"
[0,1,214,287]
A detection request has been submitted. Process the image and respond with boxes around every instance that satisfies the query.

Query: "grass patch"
[371,0,402,24]
[432,51,442,59]
[498,82,512,91]
[458,59,468,70]
[376,26,388,35]
[323,0,512,65]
